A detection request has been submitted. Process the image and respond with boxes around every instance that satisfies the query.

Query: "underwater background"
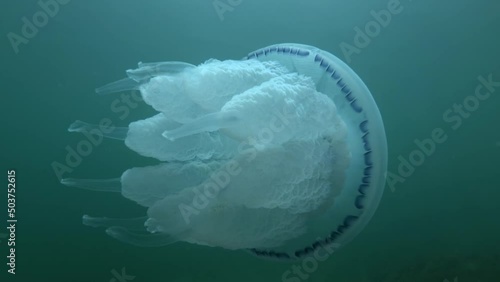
[1,0,500,281]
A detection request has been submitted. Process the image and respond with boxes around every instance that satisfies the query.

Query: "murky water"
[1,0,499,281]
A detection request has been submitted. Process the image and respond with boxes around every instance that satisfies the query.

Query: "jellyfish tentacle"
[137,61,195,69]
[95,77,141,95]
[68,120,128,140]
[162,110,241,141]
[126,61,195,82]
[105,226,178,247]
[60,178,121,192]
[82,215,147,230]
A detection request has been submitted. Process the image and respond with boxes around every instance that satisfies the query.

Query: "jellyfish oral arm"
[162,111,241,141]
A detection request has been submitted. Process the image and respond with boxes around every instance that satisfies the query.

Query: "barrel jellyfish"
[62,43,387,260]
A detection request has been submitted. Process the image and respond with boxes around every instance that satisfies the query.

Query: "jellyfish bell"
[61,43,387,261]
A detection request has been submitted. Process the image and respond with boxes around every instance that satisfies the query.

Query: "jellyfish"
[61,43,387,260]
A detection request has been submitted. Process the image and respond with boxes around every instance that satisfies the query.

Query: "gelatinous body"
[62,43,387,261]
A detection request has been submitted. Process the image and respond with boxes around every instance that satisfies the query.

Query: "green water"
[1,0,500,281]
